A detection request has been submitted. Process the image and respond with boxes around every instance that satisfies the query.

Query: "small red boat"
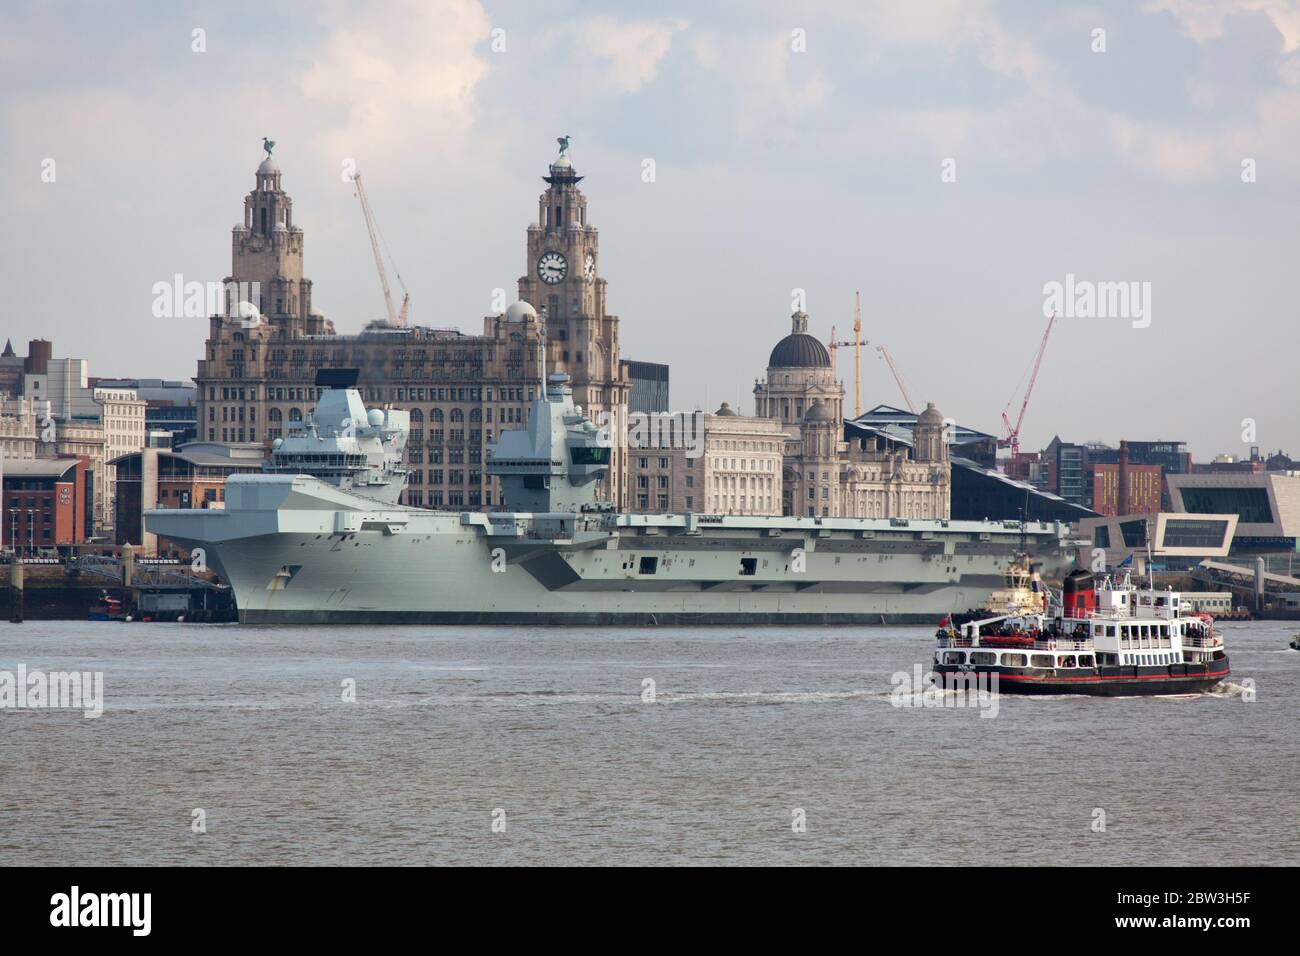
[88,592,127,622]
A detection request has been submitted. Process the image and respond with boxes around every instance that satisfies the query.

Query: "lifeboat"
[981,633,1035,648]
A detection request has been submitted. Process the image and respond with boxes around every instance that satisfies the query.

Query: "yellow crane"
[352,171,409,328]
[828,291,864,417]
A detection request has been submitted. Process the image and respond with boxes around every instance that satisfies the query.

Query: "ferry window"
[638,556,658,575]
[1002,653,1028,667]
[1078,656,1094,667]
[1106,625,1116,637]
[1059,656,1076,668]
[943,652,965,665]
[739,558,757,576]
[1030,654,1054,668]
[970,652,997,666]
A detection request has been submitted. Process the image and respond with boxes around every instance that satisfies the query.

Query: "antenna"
[538,306,547,394]
[1146,516,1154,591]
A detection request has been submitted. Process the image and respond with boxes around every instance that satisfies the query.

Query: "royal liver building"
[195,142,631,508]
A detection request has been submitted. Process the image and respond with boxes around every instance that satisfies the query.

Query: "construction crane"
[351,171,409,327]
[828,291,865,417]
[875,344,915,413]
[999,311,1056,457]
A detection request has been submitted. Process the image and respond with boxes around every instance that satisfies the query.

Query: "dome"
[551,155,572,170]
[504,300,538,322]
[768,310,831,368]
[917,402,944,425]
[804,399,837,422]
[715,401,738,417]
[366,408,385,427]
[769,333,831,369]
[257,156,279,175]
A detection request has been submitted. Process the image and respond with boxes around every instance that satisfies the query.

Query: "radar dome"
[271,438,283,450]
[367,408,384,427]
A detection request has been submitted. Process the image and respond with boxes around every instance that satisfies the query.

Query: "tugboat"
[87,591,128,622]
[932,569,1230,696]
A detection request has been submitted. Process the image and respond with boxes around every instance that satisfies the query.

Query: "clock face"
[537,251,568,285]
[584,252,596,282]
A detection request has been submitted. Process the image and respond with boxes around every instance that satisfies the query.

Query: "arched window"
[469,408,482,423]
[450,408,465,423]
[289,408,303,422]
[409,408,424,424]
[268,408,283,422]
[431,409,444,423]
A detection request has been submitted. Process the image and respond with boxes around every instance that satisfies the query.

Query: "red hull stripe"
[994,669,1230,683]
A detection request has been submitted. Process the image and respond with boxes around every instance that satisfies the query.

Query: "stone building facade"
[195,148,630,509]
[627,403,785,514]
[755,311,950,519]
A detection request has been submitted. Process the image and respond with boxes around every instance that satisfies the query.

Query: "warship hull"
[147,475,1078,626]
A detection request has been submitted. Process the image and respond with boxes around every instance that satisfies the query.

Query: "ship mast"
[538,306,547,394]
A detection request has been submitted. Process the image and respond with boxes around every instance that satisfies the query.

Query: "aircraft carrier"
[145,370,1079,625]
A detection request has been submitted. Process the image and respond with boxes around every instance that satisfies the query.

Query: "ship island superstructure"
[145,369,1078,625]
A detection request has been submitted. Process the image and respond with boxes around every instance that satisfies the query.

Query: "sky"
[1,0,1298,461]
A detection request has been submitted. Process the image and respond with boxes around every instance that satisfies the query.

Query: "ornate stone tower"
[753,311,843,426]
[516,146,629,506]
[913,403,948,463]
[197,147,334,446]
[795,399,847,517]
[227,153,331,333]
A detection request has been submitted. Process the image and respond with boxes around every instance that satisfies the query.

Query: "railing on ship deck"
[938,636,1093,652]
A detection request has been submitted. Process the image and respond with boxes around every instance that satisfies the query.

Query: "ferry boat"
[932,569,1230,696]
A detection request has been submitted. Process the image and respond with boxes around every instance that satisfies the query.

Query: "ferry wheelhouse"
[933,570,1230,696]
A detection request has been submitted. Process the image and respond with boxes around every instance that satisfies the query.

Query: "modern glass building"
[1167,472,1300,556]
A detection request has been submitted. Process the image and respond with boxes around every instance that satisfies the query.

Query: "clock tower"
[517,144,630,507]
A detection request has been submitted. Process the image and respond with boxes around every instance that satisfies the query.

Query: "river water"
[1,619,1296,866]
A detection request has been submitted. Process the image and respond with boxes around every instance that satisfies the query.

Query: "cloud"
[1106,115,1220,182]
[685,29,832,137]
[580,16,687,95]
[296,0,492,171]
[1147,0,1300,52]
[826,0,1051,86]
